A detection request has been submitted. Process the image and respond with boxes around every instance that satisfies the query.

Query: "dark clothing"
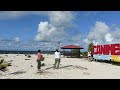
[54,58,60,69]
[37,60,41,69]
[91,52,93,57]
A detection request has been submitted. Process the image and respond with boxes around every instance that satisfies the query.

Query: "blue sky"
[0,11,120,51]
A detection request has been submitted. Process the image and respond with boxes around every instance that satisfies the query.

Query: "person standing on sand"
[88,50,93,61]
[37,50,43,71]
[91,51,93,60]
[54,49,61,69]
[88,50,91,61]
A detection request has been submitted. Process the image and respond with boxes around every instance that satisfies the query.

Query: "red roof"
[61,45,84,49]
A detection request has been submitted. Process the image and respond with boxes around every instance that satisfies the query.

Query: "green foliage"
[41,57,45,67]
[0,65,7,70]
[0,59,12,70]
[0,64,8,68]
[0,59,4,64]
[41,63,45,66]
[71,49,80,53]
[7,63,12,66]
[88,43,94,51]
[27,55,31,58]
[81,52,88,56]
[41,57,45,61]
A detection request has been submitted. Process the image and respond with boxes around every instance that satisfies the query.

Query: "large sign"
[93,44,120,62]
[93,44,120,55]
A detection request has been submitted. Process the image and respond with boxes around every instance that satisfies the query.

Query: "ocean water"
[0,50,67,54]
[0,50,55,54]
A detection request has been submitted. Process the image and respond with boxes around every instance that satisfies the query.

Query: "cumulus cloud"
[84,21,120,46]
[84,21,110,44]
[0,11,76,42]
[49,11,74,28]
[111,27,120,43]
[105,33,113,43]
[0,11,82,51]
[35,21,55,41]
[35,21,67,42]
[35,11,74,42]
[34,11,78,50]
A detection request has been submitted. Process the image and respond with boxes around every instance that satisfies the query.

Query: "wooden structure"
[61,45,84,58]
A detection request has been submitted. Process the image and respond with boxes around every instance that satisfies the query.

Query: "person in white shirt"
[88,50,93,61]
[54,49,61,69]
[88,51,91,57]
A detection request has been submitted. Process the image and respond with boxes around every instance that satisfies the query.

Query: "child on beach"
[37,50,43,71]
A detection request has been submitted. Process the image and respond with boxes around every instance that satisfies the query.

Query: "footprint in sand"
[35,70,52,75]
[83,72,90,75]
[73,66,88,70]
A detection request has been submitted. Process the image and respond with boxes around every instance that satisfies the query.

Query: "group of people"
[36,49,61,71]
[36,49,93,71]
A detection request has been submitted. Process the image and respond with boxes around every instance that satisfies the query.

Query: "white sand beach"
[1,54,120,79]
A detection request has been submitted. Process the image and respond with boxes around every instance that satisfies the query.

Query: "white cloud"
[111,27,120,43]
[34,11,77,50]
[84,21,110,44]
[0,11,82,51]
[0,11,76,51]
[84,21,120,46]
[105,33,113,43]
[15,37,20,42]
[35,11,75,42]
[83,38,90,44]
[35,21,63,41]
[0,11,76,42]
[49,11,74,28]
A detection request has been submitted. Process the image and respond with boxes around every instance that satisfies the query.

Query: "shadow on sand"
[43,65,73,71]
[39,65,87,72]
[59,65,73,69]
[10,71,26,75]
[44,66,54,70]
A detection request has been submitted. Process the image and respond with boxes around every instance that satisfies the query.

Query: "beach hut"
[61,45,84,58]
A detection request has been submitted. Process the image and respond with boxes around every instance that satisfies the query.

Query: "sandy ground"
[1,54,120,79]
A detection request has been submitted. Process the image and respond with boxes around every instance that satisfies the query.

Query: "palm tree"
[88,43,94,52]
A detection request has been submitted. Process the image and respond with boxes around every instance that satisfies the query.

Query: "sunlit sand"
[0,54,120,79]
